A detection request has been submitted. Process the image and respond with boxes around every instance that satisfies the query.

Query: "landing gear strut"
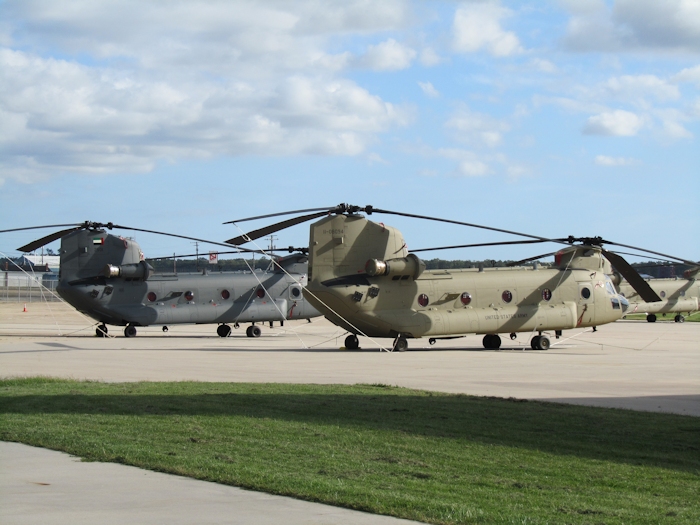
[96,324,108,337]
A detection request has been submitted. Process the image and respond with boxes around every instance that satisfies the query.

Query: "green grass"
[1,378,699,524]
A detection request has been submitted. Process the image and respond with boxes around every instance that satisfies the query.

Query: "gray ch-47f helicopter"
[224,204,683,352]
[3,222,321,337]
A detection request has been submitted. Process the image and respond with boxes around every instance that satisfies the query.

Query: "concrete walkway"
[1,442,422,525]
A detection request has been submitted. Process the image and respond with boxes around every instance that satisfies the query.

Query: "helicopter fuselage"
[304,214,628,346]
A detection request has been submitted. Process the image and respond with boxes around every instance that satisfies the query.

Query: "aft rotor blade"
[226,211,329,245]
[411,239,550,253]
[507,252,558,267]
[0,223,81,234]
[602,249,662,302]
[109,225,247,251]
[17,227,84,252]
[224,207,334,225]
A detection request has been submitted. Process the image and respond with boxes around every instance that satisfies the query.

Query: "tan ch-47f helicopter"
[224,204,691,352]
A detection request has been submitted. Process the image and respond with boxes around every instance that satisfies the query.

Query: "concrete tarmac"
[1,301,699,524]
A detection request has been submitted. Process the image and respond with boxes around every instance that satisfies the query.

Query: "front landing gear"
[674,314,685,323]
[392,335,408,352]
[124,324,137,338]
[217,324,232,337]
[345,334,360,350]
[96,324,108,337]
[530,335,550,350]
[482,334,501,350]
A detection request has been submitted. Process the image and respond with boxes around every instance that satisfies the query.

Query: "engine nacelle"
[365,253,425,280]
[103,260,153,280]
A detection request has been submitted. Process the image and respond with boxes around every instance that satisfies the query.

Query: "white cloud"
[594,155,640,166]
[0,1,416,183]
[357,38,416,71]
[419,47,443,67]
[673,64,700,86]
[446,106,510,147]
[418,81,439,98]
[583,110,644,136]
[456,159,490,177]
[531,58,557,73]
[452,3,522,57]
[563,0,700,53]
[602,75,680,103]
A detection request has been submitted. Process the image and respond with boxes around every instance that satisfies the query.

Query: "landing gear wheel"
[124,325,137,338]
[647,314,657,323]
[531,335,550,350]
[217,324,232,337]
[345,334,360,350]
[393,336,408,352]
[246,325,261,338]
[162,326,169,332]
[429,338,436,345]
[482,334,501,350]
[96,324,108,337]
[675,315,685,323]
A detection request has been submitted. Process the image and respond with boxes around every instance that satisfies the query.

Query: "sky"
[1,0,698,265]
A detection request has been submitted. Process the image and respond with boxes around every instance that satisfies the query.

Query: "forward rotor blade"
[225,211,329,245]
[371,208,556,243]
[604,241,698,267]
[17,227,83,252]
[411,239,550,253]
[109,225,250,251]
[602,249,662,302]
[224,207,334,225]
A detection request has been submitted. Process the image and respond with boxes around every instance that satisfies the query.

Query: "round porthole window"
[221,289,230,300]
[256,288,265,299]
[660,290,666,298]
[291,287,301,298]
[502,290,513,303]
[418,293,429,307]
[184,291,194,301]
[460,292,472,305]
[147,292,157,302]
[581,287,591,299]
[542,288,552,301]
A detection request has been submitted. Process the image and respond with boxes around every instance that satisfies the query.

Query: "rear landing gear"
[124,324,137,338]
[482,334,501,350]
[675,314,685,323]
[647,314,657,323]
[96,324,108,337]
[217,324,232,337]
[530,335,550,350]
[246,325,261,338]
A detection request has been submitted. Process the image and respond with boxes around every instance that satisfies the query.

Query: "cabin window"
[147,292,157,302]
[460,292,472,305]
[221,289,230,300]
[184,291,194,301]
[581,287,591,299]
[542,288,552,301]
[291,287,301,298]
[418,293,429,307]
[502,290,513,303]
[256,288,265,298]
[660,290,666,298]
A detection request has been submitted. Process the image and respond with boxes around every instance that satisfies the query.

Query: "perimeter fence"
[0,272,60,302]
